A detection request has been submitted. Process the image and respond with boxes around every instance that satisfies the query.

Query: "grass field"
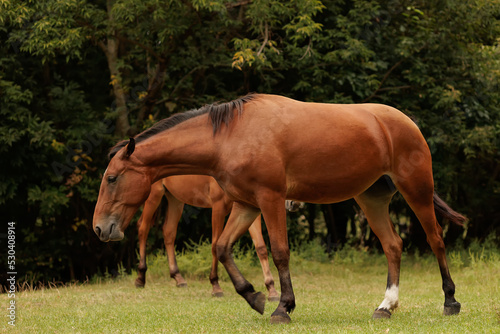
[3,242,500,333]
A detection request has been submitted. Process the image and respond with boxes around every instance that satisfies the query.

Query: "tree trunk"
[106,37,130,137]
[100,0,130,138]
[131,57,167,135]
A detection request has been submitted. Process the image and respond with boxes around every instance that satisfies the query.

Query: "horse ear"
[124,137,135,158]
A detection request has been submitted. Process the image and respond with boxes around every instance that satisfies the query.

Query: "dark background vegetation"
[1,0,499,285]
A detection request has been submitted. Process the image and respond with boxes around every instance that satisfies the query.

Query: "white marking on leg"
[377,284,399,311]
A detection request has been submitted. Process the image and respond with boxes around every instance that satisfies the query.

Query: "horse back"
[218,95,430,203]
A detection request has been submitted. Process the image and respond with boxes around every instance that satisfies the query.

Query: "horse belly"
[286,172,384,203]
[283,113,390,203]
[285,150,388,203]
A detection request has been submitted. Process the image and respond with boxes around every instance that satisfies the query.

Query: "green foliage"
[1,0,499,285]
[448,234,500,268]
[149,239,215,280]
[232,0,325,69]
[143,236,500,284]
[291,238,330,263]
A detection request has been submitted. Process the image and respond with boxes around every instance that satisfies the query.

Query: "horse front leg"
[259,196,295,324]
[135,215,151,288]
[216,202,265,314]
[247,215,280,301]
[135,181,164,288]
[163,192,187,287]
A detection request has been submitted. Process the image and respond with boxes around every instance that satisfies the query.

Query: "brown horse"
[93,94,465,324]
[134,174,279,300]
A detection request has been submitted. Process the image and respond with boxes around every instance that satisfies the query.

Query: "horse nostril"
[95,226,102,237]
[109,223,115,236]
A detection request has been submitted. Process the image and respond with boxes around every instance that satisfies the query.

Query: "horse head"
[93,138,152,242]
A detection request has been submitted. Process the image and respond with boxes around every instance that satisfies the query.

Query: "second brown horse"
[134,174,279,300]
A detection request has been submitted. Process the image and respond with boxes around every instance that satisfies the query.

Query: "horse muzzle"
[94,219,124,242]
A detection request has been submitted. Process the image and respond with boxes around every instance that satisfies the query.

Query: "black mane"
[108,94,256,159]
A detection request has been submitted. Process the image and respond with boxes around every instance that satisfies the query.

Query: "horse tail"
[433,193,467,226]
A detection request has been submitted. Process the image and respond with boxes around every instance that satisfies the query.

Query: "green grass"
[3,244,500,333]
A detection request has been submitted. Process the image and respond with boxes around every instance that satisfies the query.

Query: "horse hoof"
[212,291,224,298]
[270,314,291,324]
[250,292,266,315]
[134,279,145,288]
[372,308,392,319]
[176,282,188,288]
[443,302,461,315]
[268,295,280,302]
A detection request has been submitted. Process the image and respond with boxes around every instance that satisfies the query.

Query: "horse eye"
[107,175,117,184]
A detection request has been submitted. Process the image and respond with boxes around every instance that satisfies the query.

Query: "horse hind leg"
[354,176,401,319]
[392,172,461,316]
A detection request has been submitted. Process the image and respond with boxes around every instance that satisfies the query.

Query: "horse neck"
[135,117,218,182]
